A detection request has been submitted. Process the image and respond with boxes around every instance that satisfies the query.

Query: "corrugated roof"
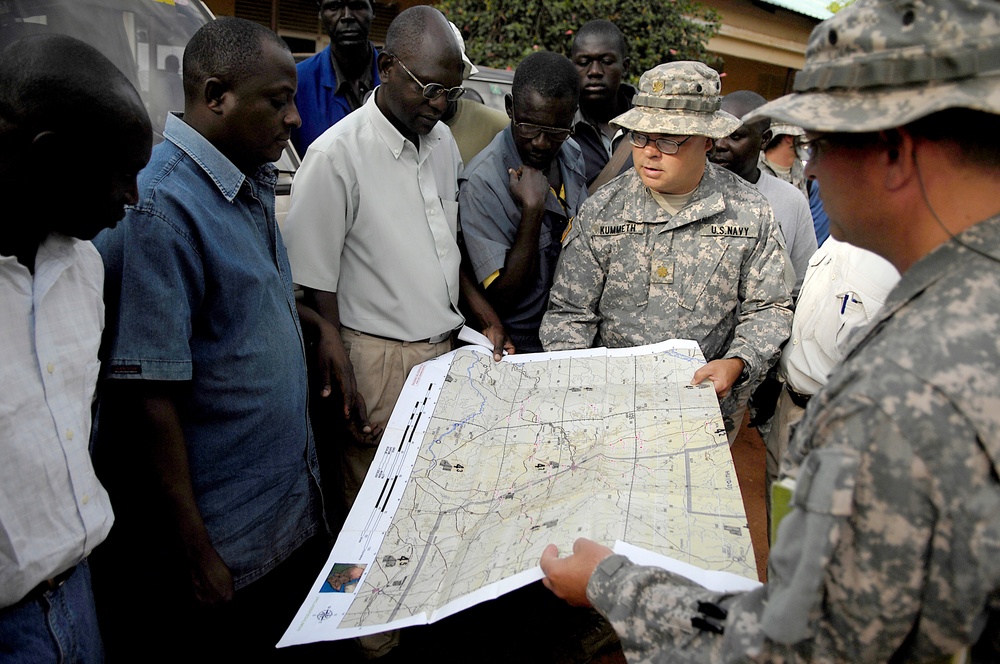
[759,0,834,21]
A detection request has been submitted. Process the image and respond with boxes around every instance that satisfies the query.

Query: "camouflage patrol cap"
[611,61,741,139]
[769,123,805,138]
[745,0,1000,132]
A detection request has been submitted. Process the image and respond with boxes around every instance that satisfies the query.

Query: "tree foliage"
[438,0,721,80]
[827,0,858,12]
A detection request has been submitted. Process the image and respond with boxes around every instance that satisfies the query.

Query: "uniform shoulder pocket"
[761,447,860,645]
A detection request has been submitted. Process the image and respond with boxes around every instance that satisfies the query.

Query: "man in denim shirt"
[91,19,338,660]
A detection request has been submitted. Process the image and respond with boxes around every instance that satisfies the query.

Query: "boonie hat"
[745,0,1000,132]
[612,61,741,139]
[769,123,805,138]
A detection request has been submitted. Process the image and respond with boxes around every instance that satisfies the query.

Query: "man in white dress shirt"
[0,34,151,662]
[284,6,510,518]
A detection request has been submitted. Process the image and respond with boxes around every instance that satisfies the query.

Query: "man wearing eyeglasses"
[283,12,510,621]
[540,61,793,441]
[458,51,587,353]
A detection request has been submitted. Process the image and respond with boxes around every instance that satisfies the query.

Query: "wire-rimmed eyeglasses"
[389,54,466,102]
[511,114,575,143]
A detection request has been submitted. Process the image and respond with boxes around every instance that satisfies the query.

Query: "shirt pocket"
[440,199,459,238]
[595,233,649,308]
[678,237,735,311]
[761,447,860,645]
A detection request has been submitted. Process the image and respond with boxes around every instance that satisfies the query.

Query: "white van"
[0,0,300,218]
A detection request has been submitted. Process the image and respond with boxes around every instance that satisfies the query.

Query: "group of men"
[2,0,999,663]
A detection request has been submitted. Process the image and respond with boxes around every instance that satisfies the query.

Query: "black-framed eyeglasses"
[389,54,465,102]
[628,131,692,155]
[511,113,574,143]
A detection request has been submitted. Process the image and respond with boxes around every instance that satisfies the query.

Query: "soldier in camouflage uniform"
[540,60,793,438]
[759,123,809,199]
[539,0,1000,661]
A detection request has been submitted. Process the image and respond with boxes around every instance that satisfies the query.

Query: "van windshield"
[0,0,214,142]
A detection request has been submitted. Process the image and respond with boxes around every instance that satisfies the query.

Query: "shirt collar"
[366,88,441,160]
[860,213,1000,337]
[499,126,584,179]
[0,233,79,298]
[163,114,277,202]
[330,44,375,95]
[574,83,636,128]
[498,127,586,215]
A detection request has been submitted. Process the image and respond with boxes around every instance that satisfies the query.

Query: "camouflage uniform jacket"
[540,162,793,391]
[586,214,1000,663]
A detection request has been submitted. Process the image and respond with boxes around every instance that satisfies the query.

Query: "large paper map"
[280,340,756,647]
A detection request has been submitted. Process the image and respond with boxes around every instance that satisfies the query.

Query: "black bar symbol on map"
[375,477,390,509]
[381,476,399,512]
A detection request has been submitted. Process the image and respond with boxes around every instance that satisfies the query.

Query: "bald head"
[0,34,152,247]
[384,6,461,72]
[377,6,463,141]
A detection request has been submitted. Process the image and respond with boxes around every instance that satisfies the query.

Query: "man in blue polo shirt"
[292,0,380,155]
[459,51,587,353]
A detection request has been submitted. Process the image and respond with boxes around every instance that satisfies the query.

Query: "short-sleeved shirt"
[292,43,380,156]
[459,128,588,351]
[283,90,465,342]
[94,114,322,589]
[755,171,818,297]
[780,236,899,394]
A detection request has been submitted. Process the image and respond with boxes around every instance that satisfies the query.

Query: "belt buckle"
[32,565,75,599]
[427,330,452,344]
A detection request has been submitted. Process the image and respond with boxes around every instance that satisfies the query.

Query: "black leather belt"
[785,384,813,409]
[28,564,76,600]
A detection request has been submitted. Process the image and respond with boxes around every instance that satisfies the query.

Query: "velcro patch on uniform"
[651,262,674,284]
[700,224,756,238]
[594,222,642,236]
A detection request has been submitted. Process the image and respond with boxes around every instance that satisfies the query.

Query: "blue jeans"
[0,560,104,663]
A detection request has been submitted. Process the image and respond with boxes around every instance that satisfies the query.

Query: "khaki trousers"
[339,328,451,658]
[339,328,452,510]
[764,387,807,529]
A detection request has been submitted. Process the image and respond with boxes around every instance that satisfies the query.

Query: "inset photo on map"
[320,563,367,594]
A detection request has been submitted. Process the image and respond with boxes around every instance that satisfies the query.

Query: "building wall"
[203,0,418,52]
[702,0,819,97]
